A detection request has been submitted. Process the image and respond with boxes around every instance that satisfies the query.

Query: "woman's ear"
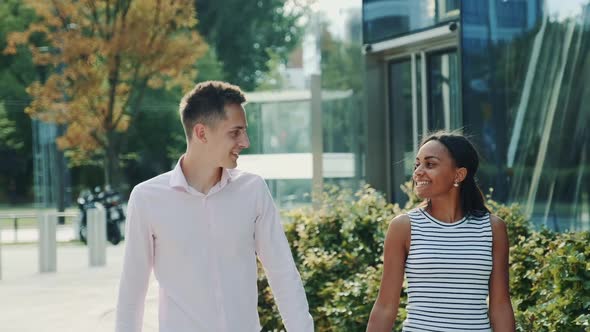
[455,167,468,183]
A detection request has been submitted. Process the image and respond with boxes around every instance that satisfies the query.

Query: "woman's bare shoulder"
[386,214,411,239]
[389,214,411,228]
[489,214,507,232]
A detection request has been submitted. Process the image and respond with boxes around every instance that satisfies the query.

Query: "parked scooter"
[76,185,126,245]
[76,189,94,244]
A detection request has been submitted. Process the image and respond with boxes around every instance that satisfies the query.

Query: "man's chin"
[223,161,238,169]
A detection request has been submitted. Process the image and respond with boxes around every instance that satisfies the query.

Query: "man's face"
[204,103,250,169]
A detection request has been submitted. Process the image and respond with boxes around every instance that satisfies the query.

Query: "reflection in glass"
[363,0,459,44]
[428,50,460,130]
[462,0,590,230]
[243,101,310,155]
[323,97,358,153]
[389,59,414,203]
[266,179,312,209]
[320,0,366,193]
[244,103,263,154]
[437,0,460,20]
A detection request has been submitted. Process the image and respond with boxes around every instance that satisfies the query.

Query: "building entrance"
[387,41,460,202]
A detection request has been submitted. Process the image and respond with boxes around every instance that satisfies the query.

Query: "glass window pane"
[389,59,414,203]
[461,0,590,230]
[363,0,460,44]
[428,50,460,131]
[255,101,310,154]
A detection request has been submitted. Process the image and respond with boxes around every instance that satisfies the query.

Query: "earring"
[453,181,459,187]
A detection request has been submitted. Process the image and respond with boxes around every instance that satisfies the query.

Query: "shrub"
[257,184,590,332]
[511,231,590,332]
[486,191,531,245]
[287,185,400,331]
[257,185,402,331]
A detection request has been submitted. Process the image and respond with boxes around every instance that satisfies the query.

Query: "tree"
[194,0,306,90]
[319,13,363,92]
[0,0,37,203]
[0,0,36,147]
[0,101,22,151]
[4,0,208,185]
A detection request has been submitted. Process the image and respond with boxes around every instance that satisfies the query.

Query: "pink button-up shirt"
[115,160,313,332]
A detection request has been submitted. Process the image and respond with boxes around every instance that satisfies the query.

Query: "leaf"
[5,0,208,181]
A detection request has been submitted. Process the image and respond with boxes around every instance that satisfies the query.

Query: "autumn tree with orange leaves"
[4,0,207,185]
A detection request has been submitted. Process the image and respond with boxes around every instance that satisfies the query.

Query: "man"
[115,81,314,331]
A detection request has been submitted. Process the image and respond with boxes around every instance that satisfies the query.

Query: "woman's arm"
[366,214,410,332]
[489,214,516,332]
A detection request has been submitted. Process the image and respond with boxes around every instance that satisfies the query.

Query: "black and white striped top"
[402,208,493,332]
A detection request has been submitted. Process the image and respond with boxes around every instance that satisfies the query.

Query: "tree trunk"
[104,131,119,187]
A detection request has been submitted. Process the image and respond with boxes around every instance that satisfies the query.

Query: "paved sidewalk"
[1,225,77,244]
[0,243,158,332]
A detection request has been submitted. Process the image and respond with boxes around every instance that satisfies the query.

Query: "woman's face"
[413,140,462,199]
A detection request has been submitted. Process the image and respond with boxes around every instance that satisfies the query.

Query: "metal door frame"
[382,24,460,201]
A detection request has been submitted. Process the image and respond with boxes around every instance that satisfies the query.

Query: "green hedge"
[257,185,590,331]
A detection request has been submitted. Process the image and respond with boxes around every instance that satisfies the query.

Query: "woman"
[366,131,515,331]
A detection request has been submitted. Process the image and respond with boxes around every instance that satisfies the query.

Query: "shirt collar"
[169,155,233,195]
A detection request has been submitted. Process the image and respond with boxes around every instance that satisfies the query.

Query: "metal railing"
[0,213,38,243]
[0,208,107,281]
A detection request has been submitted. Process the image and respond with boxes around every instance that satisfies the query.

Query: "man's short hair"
[179,81,246,139]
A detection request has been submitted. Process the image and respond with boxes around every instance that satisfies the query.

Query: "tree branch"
[115,77,147,128]
[87,0,102,38]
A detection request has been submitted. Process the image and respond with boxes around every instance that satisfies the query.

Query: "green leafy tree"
[320,21,363,92]
[0,0,36,146]
[194,0,306,90]
[254,50,289,91]
[0,0,37,203]
[5,0,208,185]
[0,102,22,151]
[317,13,366,158]
[121,87,184,190]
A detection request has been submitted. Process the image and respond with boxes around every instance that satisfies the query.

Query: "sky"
[301,0,362,76]
[547,0,589,20]
[313,0,361,38]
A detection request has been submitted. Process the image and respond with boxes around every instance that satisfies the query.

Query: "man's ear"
[194,123,207,143]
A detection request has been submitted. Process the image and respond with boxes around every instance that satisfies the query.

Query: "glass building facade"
[363,0,590,230]
[233,3,368,209]
[238,89,363,209]
[3,0,587,234]
[363,0,460,43]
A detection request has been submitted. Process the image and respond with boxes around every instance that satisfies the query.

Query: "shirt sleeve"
[254,177,314,332]
[115,188,154,332]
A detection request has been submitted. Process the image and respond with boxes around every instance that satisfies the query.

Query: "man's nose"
[240,132,250,148]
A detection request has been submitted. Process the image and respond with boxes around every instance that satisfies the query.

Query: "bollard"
[87,205,107,267]
[39,213,57,273]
